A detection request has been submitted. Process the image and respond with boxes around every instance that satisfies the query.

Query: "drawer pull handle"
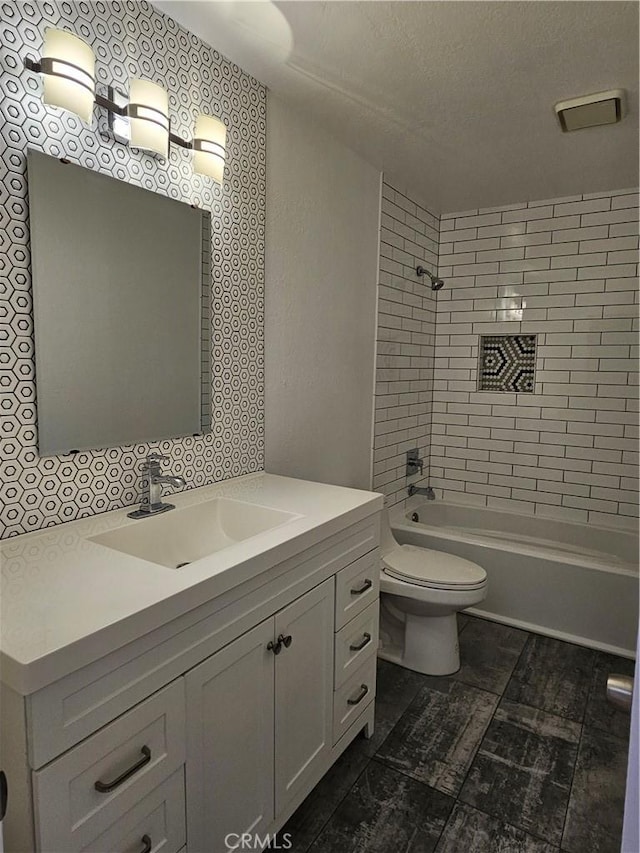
[94,745,151,793]
[267,639,282,655]
[140,835,152,853]
[278,633,293,649]
[350,632,371,652]
[0,770,7,822]
[350,579,372,596]
[347,684,369,706]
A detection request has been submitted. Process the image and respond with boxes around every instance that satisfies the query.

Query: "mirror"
[27,149,211,456]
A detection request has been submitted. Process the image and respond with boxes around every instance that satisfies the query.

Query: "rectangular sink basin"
[90,498,301,569]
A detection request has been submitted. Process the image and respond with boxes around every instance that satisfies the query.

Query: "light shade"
[41,28,95,125]
[193,114,226,183]
[128,79,169,158]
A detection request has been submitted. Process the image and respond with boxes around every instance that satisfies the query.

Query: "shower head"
[416,265,445,291]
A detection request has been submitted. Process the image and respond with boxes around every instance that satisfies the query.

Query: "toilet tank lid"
[382,544,487,588]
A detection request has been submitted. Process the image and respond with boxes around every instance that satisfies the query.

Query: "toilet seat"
[382,544,486,590]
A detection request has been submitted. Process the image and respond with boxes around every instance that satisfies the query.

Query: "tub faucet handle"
[406,449,424,477]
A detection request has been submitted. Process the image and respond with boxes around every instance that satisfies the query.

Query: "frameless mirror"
[27,149,211,456]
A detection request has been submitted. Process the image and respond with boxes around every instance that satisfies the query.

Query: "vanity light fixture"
[128,79,170,158]
[38,28,96,125]
[25,28,227,182]
[192,114,227,183]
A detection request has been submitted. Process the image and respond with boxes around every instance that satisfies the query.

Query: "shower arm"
[416,266,445,291]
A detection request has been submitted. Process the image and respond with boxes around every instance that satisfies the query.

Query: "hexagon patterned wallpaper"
[0,0,266,538]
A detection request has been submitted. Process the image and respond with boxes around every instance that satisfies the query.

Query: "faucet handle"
[143,453,170,469]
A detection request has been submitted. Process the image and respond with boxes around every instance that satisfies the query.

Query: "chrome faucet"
[127,453,186,519]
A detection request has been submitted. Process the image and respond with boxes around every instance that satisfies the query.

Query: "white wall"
[265,95,381,489]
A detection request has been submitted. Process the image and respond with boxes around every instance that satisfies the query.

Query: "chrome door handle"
[607,673,633,713]
[350,579,372,596]
[94,745,151,793]
[349,632,371,652]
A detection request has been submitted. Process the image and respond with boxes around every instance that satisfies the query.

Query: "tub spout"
[408,484,436,499]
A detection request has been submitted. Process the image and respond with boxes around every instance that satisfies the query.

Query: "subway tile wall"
[373,181,439,506]
[433,189,639,528]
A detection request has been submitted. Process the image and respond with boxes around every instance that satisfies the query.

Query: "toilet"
[378,513,487,676]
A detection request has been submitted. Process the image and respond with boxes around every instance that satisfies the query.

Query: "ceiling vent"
[555,89,626,132]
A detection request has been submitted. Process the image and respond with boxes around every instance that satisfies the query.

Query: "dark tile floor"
[276,615,634,853]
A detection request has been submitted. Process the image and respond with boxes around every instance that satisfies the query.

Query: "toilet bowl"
[378,512,487,675]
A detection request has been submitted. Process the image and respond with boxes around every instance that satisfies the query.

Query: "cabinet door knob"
[350,579,372,596]
[278,633,293,649]
[349,632,371,652]
[347,684,369,706]
[94,745,151,793]
[267,639,282,655]
[140,835,152,853]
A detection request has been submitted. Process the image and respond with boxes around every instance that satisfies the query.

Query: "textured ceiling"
[156,1,639,213]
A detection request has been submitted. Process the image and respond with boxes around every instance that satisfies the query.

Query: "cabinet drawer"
[334,549,379,630]
[332,656,376,745]
[80,769,185,853]
[33,680,185,853]
[334,601,378,689]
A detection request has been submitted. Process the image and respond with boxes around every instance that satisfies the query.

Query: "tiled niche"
[478,335,537,393]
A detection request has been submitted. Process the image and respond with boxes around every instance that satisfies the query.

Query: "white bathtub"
[392,501,639,658]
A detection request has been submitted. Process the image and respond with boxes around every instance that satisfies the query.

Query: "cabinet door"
[185,619,275,853]
[274,578,334,814]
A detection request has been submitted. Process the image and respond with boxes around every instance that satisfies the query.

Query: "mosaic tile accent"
[0,0,266,538]
[478,335,536,393]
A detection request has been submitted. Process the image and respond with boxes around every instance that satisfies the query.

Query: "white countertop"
[1,473,382,695]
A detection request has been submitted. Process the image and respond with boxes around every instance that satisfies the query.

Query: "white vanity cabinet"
[185,579,334,852]
[1,494,382,853]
